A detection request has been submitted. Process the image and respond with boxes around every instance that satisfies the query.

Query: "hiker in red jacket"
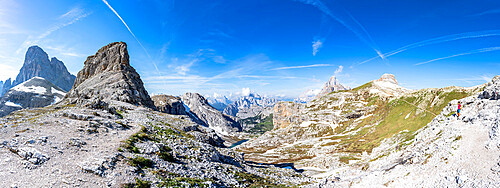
[457,101,461,119]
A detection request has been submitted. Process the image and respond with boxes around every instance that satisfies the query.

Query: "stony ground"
[0,99,317,187]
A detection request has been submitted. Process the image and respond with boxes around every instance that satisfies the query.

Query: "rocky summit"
[8,46,75,93]
[0,77,66,117]
[181,92,242,136]
[316,76,349,99]
[65,42,155,109]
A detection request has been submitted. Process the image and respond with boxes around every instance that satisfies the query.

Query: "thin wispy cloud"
[17,7,91,54]
[415,46,500,66]
[102,0,160,74]
[295,0,384,60]
[272,64,332,70]
[45,45,86,58]
[468,8,500,17]
[312,39,323,56]
[359,30,500,65]
[334,65,343,75]
[174,59,197,75]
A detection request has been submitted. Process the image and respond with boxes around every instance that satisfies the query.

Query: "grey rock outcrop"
[65,42,155,109]
[480,75,500,100]
[1,78,12,96]
[0,77,66,117]
[316,76,349,98]
[181,92,241,135]
[12,46,76,92]
[377,73,398,85]
[0,81,3,94]
[151,95,187,115]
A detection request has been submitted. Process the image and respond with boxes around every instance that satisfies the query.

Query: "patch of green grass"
[128,156,154,168]
[155,171,210,187]
[158,145,176,162]
[335,88,475,154]
[123,126,150,153]
[239,114,274,134]
[339,155,360,164]
[351,82,373,92]
[159,177,209,188]
[454,135,462,141]
[121,178,151,188]
[234,171,287,188]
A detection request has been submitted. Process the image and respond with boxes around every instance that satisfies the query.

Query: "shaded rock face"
[1,78,12,96]
[0,77,66,117]
[181,92,241,135]
[377,73,398,85]
[65,42,155,109]
[12,46,76,92]
[151,95,187,115]
[480,75,500,100]
[316,76,349,98]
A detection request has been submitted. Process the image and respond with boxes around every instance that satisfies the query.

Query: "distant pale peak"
[377,73,398,85]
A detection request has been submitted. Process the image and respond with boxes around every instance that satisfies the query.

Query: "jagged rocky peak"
[13,45,76,92]
[65,42,155,109]
[317,76,349,98]
[151,95,187,115]
[377,73,398,85]
[181,92,242,135]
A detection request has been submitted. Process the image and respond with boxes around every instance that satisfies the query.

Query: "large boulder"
[480,75,500,100]
[65,42,155,109]
[151,95,187,115]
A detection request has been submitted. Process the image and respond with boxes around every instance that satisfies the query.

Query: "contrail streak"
[295,0,384,59]
[415,46,500,66]
[102,0,160,74]
[359,30,500,65]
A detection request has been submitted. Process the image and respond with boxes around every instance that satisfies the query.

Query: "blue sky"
[0,0,499,98]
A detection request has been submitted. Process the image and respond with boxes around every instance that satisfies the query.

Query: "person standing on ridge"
[457,101,462,120]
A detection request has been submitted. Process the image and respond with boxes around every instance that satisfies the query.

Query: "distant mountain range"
[1,46,76,96]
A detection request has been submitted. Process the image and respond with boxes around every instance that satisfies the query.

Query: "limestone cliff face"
[272,102,304,129]
[1,78,12,96]
[181,92,241,135]
[316,76,349,98]
[151,95,187,115]
[12,46,76,92]
[65,42,155,109]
